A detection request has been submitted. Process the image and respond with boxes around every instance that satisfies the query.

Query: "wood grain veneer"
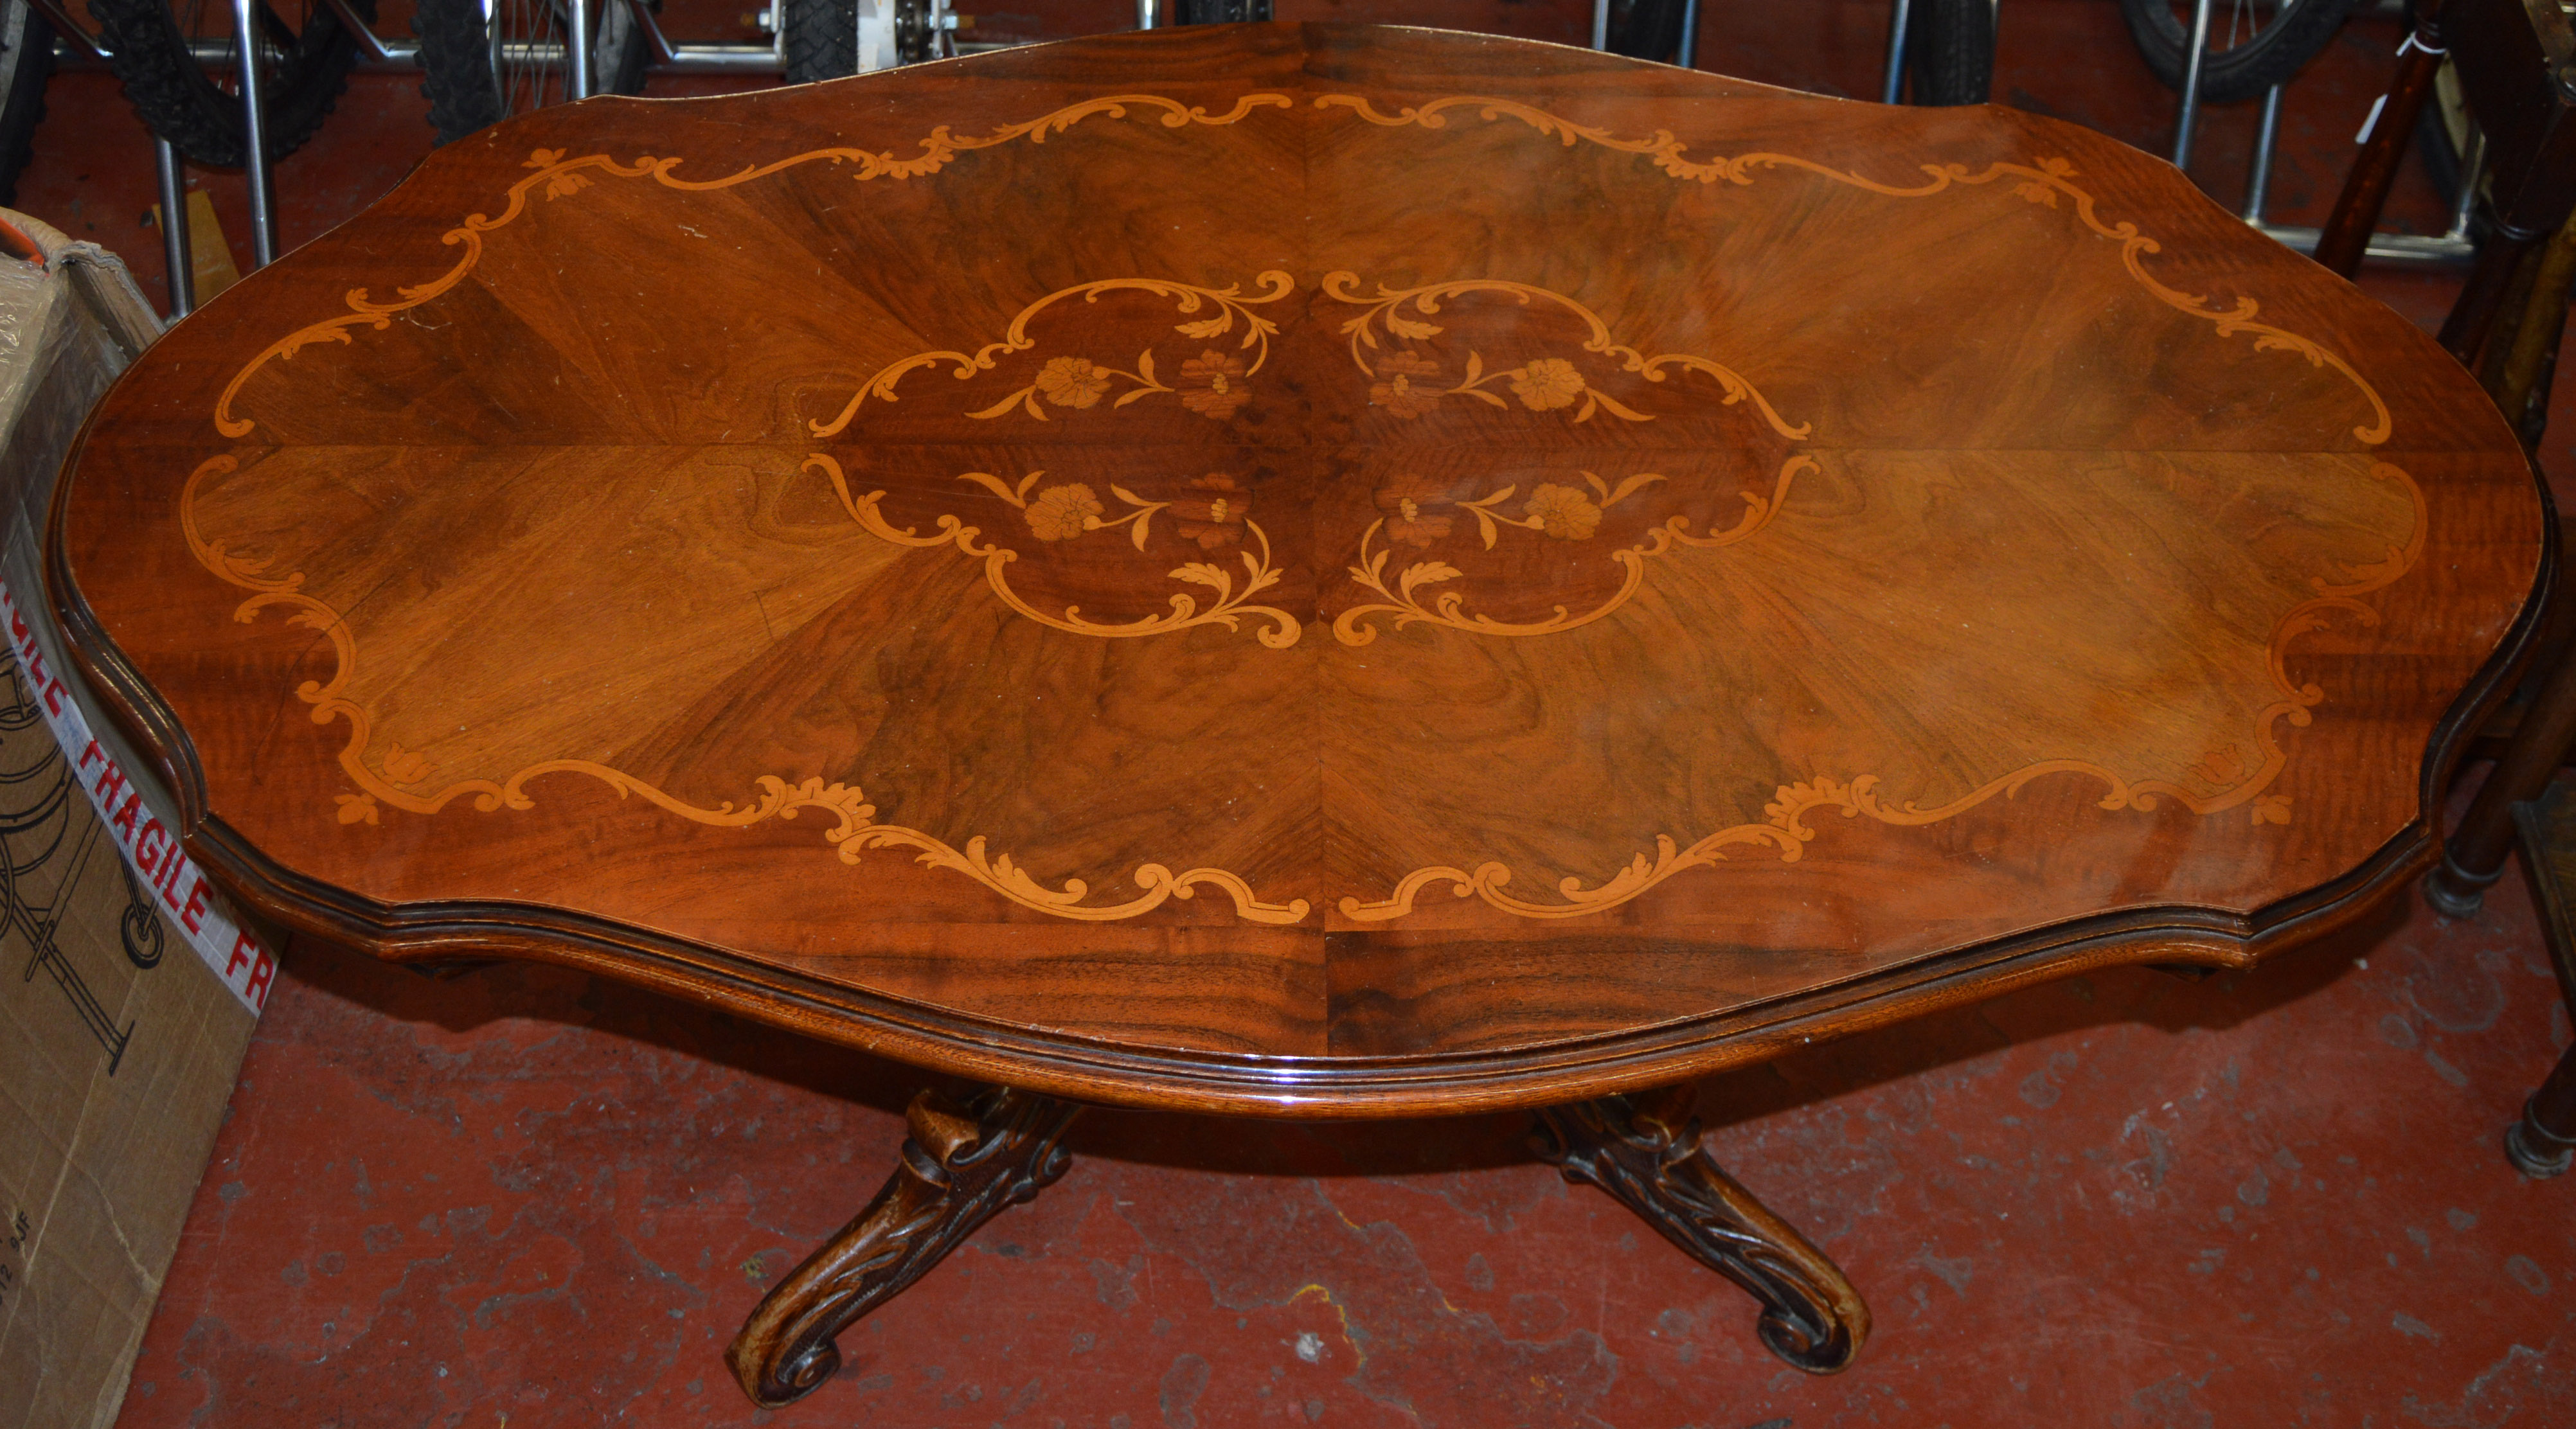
[48,23,2549,1115]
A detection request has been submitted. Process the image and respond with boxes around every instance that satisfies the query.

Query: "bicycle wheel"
[1906,0,1992,105]
[1604,0,1685,64]
[87,0,375,168]
[2120,0,2361,106]
[1175,0,1270,19]
[0,0,53,204]
[415,0,655,145]
[782,0,937,83]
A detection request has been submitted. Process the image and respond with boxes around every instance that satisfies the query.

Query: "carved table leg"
[1532,1085,1869,1374]
[726,1085,1080,1408]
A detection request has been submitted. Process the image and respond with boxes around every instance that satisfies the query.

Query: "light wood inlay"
[52,23,2543,1113]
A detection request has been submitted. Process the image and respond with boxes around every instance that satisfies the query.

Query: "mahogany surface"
[49,24,2547,1116]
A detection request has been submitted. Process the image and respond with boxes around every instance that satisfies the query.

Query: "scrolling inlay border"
[1313,93,2393,447]
[1334,457,1817,645]
[810,273,1294,438]
[808,455,1304,648]
[210,93,1295,438]
[173,84,2427,927]
[176,457,1311,927]
[1341,461,2430,921]
[1324,272,1811,439]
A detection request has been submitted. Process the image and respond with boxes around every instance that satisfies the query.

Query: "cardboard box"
[0,211,274,1428]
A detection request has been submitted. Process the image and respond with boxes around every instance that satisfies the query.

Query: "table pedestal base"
[725,1085,1082,1408]
[726,1081,1870,1407]
[1532,1085,1870,1374]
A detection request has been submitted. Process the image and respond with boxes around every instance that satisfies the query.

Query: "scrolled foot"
[2507,1097,2576,1178]
[1532,1085,1868,1374]
[725,1085,1080,1408]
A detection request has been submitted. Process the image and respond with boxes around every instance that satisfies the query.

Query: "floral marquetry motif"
[53,24,2543,1112]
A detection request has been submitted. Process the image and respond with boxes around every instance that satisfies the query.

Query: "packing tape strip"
[0,578,275,1015]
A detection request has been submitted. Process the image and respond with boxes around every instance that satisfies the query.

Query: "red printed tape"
[0,578,274,1016]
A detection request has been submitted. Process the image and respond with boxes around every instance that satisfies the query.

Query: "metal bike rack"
[2161,0,2478,265]
[55,0,803,73]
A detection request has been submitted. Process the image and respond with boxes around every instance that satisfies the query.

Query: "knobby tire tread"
[86,0,371,168]
[0,0,53,205]
[783,0,855,84]
[1906,0,1994,106]
[1176,0,1271,21]
[414,0,654,146]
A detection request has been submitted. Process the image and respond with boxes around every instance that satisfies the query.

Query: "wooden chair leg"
[2442,225,2551,368]
[2313,0,2447,278]
[2477,242,2548,395]
[2519,324,2566,450]
[2507,1037,2576,1177]
[2428,637,2576,918]
[2498,216,2576,449]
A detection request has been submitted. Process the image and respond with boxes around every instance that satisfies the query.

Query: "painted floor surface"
[15,1,2576,1425]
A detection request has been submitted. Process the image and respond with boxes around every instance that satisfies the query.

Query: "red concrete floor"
[13,1,2576,1424]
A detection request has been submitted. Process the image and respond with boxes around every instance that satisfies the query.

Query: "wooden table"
[48,23,2546,1407]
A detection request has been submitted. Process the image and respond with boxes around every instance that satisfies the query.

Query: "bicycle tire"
[0,0,53,205]
[1605,0,1685,64]
[86,0,371,168]
[1176,0,1269,21]
[1906,0,1992,105]
[2120,0,2361,106]
[783,0,854,83]
[415,0,654,146]
[783,0,945,84]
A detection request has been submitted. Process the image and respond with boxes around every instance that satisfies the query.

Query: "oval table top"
[51,23,2546,1115]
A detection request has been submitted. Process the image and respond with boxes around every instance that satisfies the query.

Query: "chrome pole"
[2244,84,2283,223]
[1882,0,1911,103]
[1136,0,1154,29]
[2447,129,2487,240]
[154,138,194,319]
[228,0,275,267]
[1676,0,1698,68]
[1591,0,1609,50]
[566,0,590,98]
[2173,0,2215,169]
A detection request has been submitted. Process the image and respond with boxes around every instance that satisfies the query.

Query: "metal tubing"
[67,36,882,74]
[622,0,675,63]
[1676,0,1698,69]
[228,0,275,268]
[1591,0,1609,51]
[317,0,395,62]
[567,0,591,99]
[2447,129,2487,240]
[2248,220,2474,264]
[154,138,193,320]
[2243,85,2283,224]
[27,0,107,58]
[1881,0,1911,104]
[2173,0,2215,168]
[1136,0,1154,30]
